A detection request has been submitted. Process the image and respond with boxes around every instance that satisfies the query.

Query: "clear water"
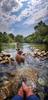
[0,43,48,87]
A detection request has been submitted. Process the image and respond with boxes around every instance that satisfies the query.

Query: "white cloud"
[32,0,41,5]
[0,12,19,24]
[18,0,27,2]
[24,0,48,25]
[0,0,48,33]
[17,8,31,20]
[12,0,23,12]
[0,0,23,14]
[33,7,47,20]
[23,6,47,25]
[0,21,9,32]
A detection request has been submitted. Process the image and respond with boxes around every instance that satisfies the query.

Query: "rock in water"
[38,78,45,86]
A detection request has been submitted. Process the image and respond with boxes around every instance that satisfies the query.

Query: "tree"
[15,35,24,43]
[2,32,9,43]
[8,33,15,40]
[34,21,48,35]
[0,32,3,42]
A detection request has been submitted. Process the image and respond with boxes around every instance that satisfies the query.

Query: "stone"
[0,57,2,61]
[38,78,45,86]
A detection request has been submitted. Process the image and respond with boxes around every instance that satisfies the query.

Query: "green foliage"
[0,43,2,53]
[34,21,48,35]
[0,32,15,43]
[25,21,48,44]
[0,32,3,42]
[0,32,24,45]
[8,33,15,40]
[2,32,9,43]
[15,35,24,43]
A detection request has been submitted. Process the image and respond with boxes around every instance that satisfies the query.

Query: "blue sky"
[0,0,48,36]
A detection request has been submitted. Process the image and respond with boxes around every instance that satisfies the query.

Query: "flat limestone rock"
[15,67,38,83]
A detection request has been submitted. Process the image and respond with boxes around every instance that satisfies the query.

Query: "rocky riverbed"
[0,48,48,100]
[31,49,48,60]
[0,67,39,100]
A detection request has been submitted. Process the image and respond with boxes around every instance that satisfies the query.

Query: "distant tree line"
[0,32,24,52]
[0,32,24,43]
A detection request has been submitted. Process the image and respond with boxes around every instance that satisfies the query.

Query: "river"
[0,43,48,99]
[0,43,48,81]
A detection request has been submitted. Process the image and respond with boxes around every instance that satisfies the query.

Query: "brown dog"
[16,51,25,64]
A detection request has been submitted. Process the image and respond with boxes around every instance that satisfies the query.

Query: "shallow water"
[0,43,48,86]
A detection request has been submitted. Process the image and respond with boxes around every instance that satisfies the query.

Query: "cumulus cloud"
[0,0,18,13]
[23,0,48,25]
[0,0,48,34]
